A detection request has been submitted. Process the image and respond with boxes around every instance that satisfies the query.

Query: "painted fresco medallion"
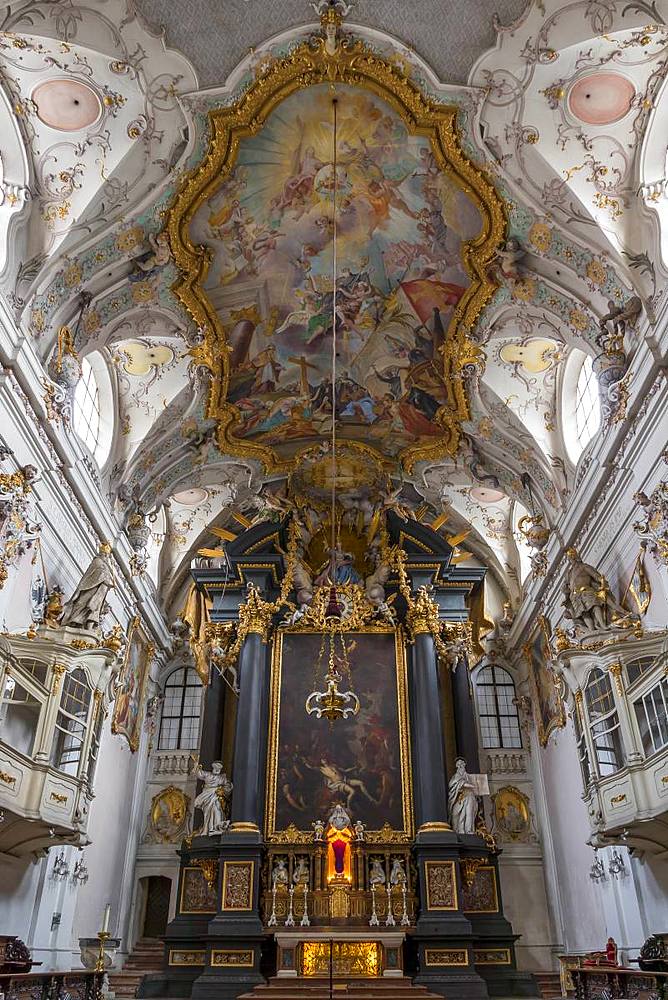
[188,82,485,468]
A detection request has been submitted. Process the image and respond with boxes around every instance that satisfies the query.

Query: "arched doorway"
[142,876,171,938]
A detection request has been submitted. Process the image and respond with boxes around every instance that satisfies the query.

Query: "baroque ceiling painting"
[1,0,663,612]
[187,84,482,465]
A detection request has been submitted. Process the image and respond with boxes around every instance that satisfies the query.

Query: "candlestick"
[101,903,111,934]
[95,931,110,974]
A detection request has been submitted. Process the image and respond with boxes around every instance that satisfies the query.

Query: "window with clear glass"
[73,357,101,456]
[584,669,623,776]
[574,355,601,451]
[626,656,655,687]
[475,665,522,749]
[0,676,42,755]
[158,667,202,751]
[574,699,592,787]
[634,677,668,756]
[52,669,92,775]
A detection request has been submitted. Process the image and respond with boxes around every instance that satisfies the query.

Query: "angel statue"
[194,762,232,836]
[448,757,479,835]
[61,543,115,630]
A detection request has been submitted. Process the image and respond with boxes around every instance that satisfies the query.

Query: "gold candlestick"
[95,931,110,973]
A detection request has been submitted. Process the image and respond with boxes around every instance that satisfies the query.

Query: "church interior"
[1,1,668,998]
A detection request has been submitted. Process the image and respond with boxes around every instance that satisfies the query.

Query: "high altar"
[140,478,537,1000]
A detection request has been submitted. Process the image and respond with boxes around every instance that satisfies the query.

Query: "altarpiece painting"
[524,616,566,748]
[266,629,413,837]
[112,616,153,752]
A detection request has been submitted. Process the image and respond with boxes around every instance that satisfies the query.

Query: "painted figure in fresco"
[562,548,630,631]
[448,757,480,835]
[61,543,116,630]
[194,762,233,836]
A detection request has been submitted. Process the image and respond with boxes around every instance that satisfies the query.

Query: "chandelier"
[304,97,360,724]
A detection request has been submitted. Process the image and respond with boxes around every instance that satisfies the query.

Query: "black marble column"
[452,655,481,773]
[410,630,450,833]
[198,669,225,768]
[230,630,269,833]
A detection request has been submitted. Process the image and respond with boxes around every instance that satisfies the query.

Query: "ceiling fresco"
[0,0,664,614]
[188,83,482,464]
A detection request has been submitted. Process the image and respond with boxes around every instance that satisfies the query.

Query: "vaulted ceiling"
[1,0,664,618]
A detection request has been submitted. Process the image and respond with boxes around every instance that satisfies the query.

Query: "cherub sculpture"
[599,296,642,338]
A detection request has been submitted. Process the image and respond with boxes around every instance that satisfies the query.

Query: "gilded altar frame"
[166,33,507,475]
[265,626,414,841]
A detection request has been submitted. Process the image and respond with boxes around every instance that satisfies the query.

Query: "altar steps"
[239,978,444,998]
[108,938,164,998]
[534,972,563,999]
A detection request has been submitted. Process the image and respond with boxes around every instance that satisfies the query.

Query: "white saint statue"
[272,858,289,889]
[448,757,480,835]
[369,859,386,885]
[61,543,115,630]
[390,859,407,886]
[194,761,232,835]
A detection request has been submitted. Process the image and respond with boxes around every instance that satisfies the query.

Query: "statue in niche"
[312,819,325,841]
[61,543,115,630]
[448,757,480,835]
[194,761,232,836]
[293,857,310,886]
[369,859,386,885]
[354,820,365,841]
[315,546,360,586]
[390,858,407,886]
[599,296,642,338]
[562,548,631,631]
[272,858,289,889]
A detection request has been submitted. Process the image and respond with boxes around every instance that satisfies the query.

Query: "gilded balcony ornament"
[634,474,668,568]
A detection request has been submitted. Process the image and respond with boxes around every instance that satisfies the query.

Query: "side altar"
[139,496,538,1000]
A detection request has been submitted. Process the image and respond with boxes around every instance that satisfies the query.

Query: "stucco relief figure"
[194,761,232,836]
[448,757,480,835]
[599,296,642,337]
[61,543,115,629]
[562,548,630,631]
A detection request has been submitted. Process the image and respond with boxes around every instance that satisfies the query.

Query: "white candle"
[101,904,111,934]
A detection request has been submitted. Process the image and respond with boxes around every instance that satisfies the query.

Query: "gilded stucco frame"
[111,614,154,752]
[166,33,507,475]
[523,615,566,749]
[265,626,414,840]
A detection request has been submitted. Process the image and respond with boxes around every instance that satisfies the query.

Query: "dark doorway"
[143,876,171,937]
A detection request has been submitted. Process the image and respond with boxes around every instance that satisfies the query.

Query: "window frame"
[562,348,601,464]
[157,667,202,751]
[474,664,523,750]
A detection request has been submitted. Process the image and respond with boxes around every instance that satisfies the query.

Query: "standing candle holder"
[300,883,310,927]
[400,883,410,926]
[94,931,110,974]
[369,883,379,927]
[385,884,396,927]
[285,885,295,927]
[267,881,278,927]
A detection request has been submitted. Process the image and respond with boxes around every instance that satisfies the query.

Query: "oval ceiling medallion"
[172,488,209,507]
[568,73,635,126]
[470,487,506,505]
[32,79,102,131]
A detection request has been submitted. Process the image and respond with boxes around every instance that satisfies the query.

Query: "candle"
[101,904,111,934]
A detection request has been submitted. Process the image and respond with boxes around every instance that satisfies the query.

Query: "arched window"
[574,354,600,450]
[562,349,601,462]
[158,667,202,750]
[73,352,114,466]
[584,668,623,776]
[74,357,100,455]
[476,665,522,749]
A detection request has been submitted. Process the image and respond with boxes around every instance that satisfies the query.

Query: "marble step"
[239,978,443,999]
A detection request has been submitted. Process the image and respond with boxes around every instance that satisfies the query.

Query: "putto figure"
[61,543,115,630]
[448,757,479,835]
[194,761,233,836]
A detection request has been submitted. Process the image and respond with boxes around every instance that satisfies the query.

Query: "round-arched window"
[73,357,100,455]
[73,352,114,466]
[574,354,600,451]
[562,349,601,462]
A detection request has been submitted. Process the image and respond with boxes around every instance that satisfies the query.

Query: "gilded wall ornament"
[144,785,190,844]
[634,478,668,568]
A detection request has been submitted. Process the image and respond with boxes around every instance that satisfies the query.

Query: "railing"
[152,751,197,777]
[0,971,104,1000]
[484,752,527,775]
[572,967,668,1000]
